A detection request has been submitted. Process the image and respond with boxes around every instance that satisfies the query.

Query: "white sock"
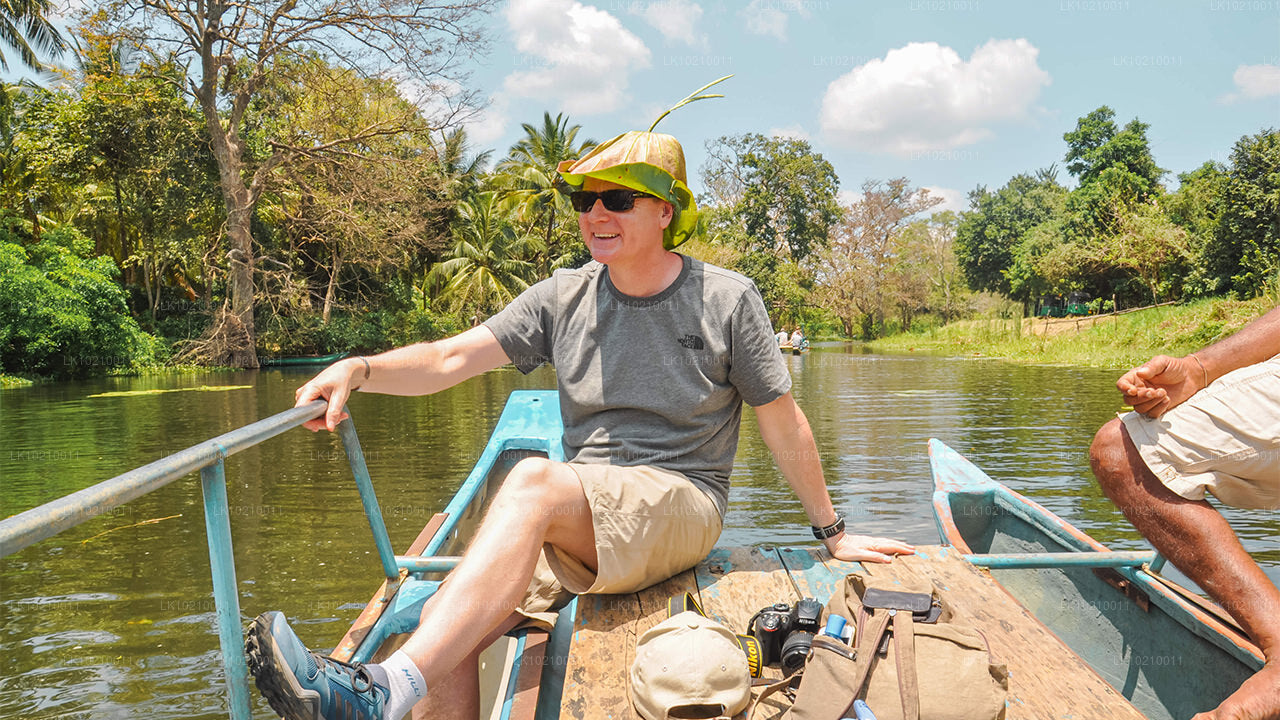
[378,650,428,720]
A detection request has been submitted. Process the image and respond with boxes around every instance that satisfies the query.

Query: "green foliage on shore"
[868,296,1276,369]
[2,29,1276,380]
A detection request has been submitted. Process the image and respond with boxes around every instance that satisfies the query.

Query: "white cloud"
[771,124,811,142]
[504,0,651,115]
[742,0,790,41]
[465,95,511,147]
[820,39,1051,156]
[922,186,967,215]
[634,0,707,48]
[1221,63,1280,103]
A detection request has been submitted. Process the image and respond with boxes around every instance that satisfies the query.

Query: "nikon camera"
[748,597,823,674]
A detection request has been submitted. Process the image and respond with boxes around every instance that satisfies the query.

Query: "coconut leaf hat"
[558,76,731,250]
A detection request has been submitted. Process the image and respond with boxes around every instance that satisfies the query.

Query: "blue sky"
[462,0,1280,211]
[8,0,1278,213]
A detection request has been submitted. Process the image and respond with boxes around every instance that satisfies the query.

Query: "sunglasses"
[568,189,657,213]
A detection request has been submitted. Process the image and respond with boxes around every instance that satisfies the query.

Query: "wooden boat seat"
[560,544,1148,720]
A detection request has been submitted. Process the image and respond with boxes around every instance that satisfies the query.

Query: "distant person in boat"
[1090,304,1280,720]
[245,130,914,720]
[790,326,806,349]
[776,325,790,346]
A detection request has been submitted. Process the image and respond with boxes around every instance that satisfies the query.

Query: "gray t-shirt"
[483,254,791,516]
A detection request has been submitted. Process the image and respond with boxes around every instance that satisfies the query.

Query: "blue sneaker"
[246,611,390,720]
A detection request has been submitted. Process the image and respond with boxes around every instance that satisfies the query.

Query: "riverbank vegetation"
[869,295,1276,369]
[1,6,1276,382]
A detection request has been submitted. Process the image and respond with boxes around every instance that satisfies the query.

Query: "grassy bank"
[869,296,1277,369]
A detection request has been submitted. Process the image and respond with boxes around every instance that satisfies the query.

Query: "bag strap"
[892,610,920,720]
[847,607,893,700]
[747,672,800,719]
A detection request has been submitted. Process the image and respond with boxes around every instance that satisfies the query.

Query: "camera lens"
[780,630,814,675]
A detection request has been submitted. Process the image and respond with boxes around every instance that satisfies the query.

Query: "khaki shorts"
[1121,355,1280,510]
[515,463,722,628]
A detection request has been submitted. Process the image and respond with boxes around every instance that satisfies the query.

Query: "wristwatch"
[811,513,845,540]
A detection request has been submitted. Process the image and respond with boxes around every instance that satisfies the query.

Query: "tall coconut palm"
[427,191,536,317]
[496,112,594,274]
[1,0,67,73]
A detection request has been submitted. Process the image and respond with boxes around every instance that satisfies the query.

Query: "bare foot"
[1192,662,1280,720]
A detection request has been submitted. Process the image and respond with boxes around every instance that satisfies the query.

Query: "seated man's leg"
[248,456,594,720]
[410,611,524,720]
[1090,419,1280,720]
[412,462,719,718]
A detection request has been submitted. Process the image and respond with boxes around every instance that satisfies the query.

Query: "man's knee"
[1090,418,1135,490]
[497,458,586,516]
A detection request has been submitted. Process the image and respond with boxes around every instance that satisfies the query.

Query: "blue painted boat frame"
[929,438,1263,719]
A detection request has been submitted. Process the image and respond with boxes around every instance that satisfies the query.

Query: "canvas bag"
[766,571,1007,720]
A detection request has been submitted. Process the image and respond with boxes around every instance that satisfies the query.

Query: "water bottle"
[821,614,847,641]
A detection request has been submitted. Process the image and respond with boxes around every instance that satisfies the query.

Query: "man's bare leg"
[399,456,594,688]
[410,613,523,720]
[1091,419,1280,720]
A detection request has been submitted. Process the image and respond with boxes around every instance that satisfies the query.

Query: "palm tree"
[428,191,537,316]
[496,112,594,274]
[1,0,67,73]
[412,127,491,309]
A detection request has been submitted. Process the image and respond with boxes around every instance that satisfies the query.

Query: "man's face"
[576,177,673,267]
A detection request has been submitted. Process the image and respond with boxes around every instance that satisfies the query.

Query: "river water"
[1,346,1276,719]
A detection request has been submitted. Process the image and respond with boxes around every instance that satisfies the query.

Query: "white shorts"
[1121,356,1280,510]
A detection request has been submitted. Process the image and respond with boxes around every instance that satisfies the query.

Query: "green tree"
[0,216,151,377]
[892,211,967,325]
[816,178,941,337]
[100,0,494,366]
[494,112,593,271]
[1062,106,1165,240]
[249,55,456,331]
[496,112,594,275]
[65,38,220,322]
[701,133,840,261]
[1164,161,1227,297]
[955,168,1066,296]
[428,191,536,317]
[1205,129,1280,297]
[1090,201,1190,303]
[0,0,66,72]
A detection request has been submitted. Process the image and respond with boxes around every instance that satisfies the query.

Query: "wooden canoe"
[330,393,1187,719]
[929,438,1264,720]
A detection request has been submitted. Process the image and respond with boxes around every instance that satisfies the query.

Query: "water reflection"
[1,349,1275,719]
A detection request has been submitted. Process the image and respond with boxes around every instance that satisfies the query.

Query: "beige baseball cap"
[629,611,752,720]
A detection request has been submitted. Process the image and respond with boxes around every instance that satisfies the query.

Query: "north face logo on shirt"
[678,334,705,350]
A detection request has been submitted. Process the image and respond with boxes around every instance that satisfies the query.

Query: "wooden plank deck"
[560,544,1146,720]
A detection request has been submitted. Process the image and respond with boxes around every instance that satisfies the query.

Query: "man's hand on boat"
[824,533,915,563]
[1117,354,1204,418]
[295,358,363,432]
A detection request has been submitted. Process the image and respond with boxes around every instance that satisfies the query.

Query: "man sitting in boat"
[789,326,807,351]
[1090,304,1280,720]
[244,129,914,720]
[776,325,790,346]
